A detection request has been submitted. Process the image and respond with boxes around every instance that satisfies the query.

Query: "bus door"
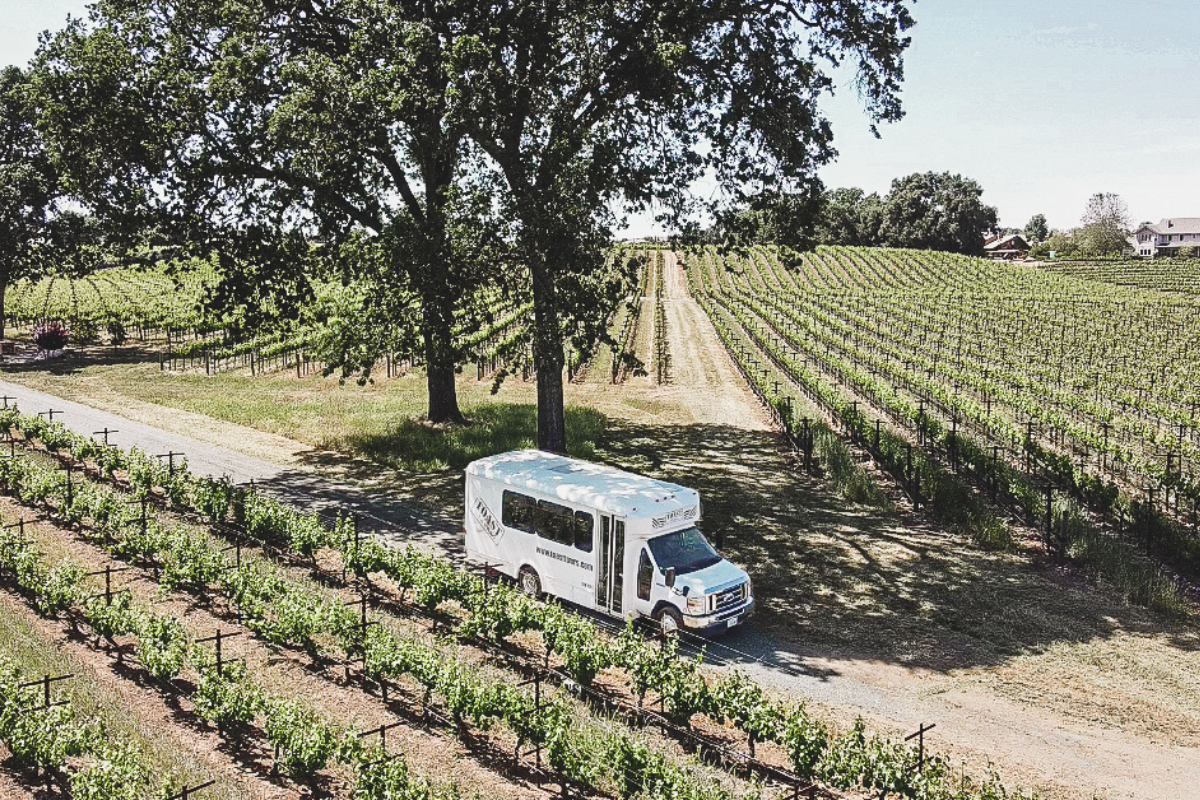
[595,516,625,615]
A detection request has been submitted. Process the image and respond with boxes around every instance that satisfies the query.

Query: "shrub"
[32,321,69,352]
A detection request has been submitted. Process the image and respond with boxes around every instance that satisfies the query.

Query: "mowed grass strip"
[3,360,604,472]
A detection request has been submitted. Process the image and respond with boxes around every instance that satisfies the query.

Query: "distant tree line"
[705,171,999,256]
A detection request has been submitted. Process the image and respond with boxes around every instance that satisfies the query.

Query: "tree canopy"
[809,173,996,255]
[876,172,997,255]
[35,0,521,422]
[34,0,916,452]
[0,66,102,341]
[1024,213,1048,243]
[1077,192,1131,256]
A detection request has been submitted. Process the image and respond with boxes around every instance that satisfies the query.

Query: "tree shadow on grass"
[280,405,1198,675]
[268,402,611,563]
[595,418,1200,674]
[324,402,606,473]
[0,343,163,375]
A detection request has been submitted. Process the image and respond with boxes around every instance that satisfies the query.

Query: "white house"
[1132,218,1200,258]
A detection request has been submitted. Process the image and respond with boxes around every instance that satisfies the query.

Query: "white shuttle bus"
[464,450,754,635]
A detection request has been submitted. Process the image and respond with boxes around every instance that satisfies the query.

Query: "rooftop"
[466,450,700,520]
[1142,217,1200,235]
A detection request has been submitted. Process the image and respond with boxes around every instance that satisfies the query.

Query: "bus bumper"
[685,598,755,635]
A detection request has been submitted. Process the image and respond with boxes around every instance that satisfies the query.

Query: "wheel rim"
[660,612,679,636]
[521,571,538,595]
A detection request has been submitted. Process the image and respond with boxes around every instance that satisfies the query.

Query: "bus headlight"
[686,595,705,615]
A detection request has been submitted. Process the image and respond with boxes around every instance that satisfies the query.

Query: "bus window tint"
[574,510,594,552]
[636,548,652,600]
[647,526,721,574]
[537,500,574,545]
[502,491,536,532]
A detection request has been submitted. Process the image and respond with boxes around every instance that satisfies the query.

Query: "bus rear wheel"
[518,567,542,598]
[655,607,682,638]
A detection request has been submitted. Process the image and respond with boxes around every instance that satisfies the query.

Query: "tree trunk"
[0,280,6,343]
[530,257,567,454]
[421,279,464,425]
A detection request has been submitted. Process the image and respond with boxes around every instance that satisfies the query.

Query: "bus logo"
[651,505,698,529]
[473,497,504,542]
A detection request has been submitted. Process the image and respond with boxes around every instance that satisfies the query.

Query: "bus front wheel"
[518,567,542,598]
[655,607,682,637]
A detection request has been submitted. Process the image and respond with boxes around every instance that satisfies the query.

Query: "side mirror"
[665,567,676,588]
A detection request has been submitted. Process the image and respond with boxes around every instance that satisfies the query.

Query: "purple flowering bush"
[32,321,69,352]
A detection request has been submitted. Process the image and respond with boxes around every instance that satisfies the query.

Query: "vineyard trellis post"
[904,722,936,775]
[18,673,73,710]
[86,563,132,606]
[1145,487,1157,557]
[166,779,216,800]
[92,428,118,446]
[358,721,404,763]
[1041,483,1054,557]
[61,461,73,507]
[156,451,184,476]
[516,672,546,781]
[196,628,243,675]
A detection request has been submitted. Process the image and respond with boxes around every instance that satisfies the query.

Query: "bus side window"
[574,511,594,552]
[636,548,652,601]
[537,500,573,545]
[502,491,536,532]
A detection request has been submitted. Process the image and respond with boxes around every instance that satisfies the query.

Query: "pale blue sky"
[3,0,1198,234]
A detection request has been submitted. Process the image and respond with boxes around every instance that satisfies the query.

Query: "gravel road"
[0,378,463,556]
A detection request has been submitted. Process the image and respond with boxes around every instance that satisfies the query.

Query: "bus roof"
[466,450,700,521]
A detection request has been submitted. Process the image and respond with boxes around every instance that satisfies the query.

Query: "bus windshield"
[647,526,722,574]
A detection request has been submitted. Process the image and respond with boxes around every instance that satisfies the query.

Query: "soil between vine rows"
[0,492,552,800]
[0,450,777,800]
[1,253,1199,799]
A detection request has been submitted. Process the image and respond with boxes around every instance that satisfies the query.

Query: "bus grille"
[713,584,746,614]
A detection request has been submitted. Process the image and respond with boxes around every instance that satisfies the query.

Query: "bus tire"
[518,566,542,598]
[655,606,683,638]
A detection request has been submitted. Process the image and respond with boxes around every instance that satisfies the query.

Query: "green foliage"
[68,740,159,800]
[131,612,189,681]
[339,403,608,473]
[265,698,339,781]
[0,66,63,340]
[0,658,110,779]
[1024,213,1048,243]
[782,703,828,779]
[33,559,84,616]
[352,747,459,800]
[0,409,1045,800]
[82,591,136,640]
[192,657,264,733]
[814,174,998,254]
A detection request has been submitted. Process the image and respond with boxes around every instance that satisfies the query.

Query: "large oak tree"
[451,0,914,451]
[878,171,997,256]
[0,66,58,342]
[35,0,511,423]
